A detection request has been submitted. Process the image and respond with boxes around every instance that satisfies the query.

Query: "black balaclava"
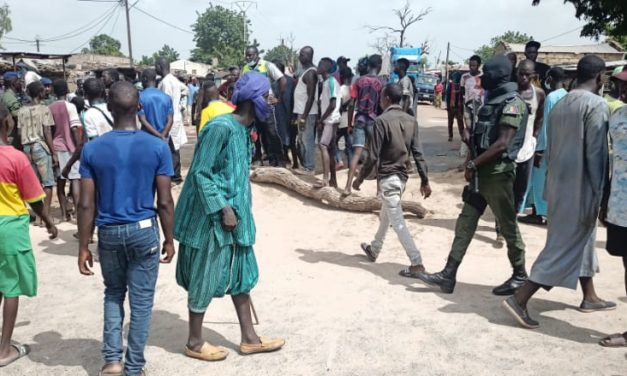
[482,55,513,92]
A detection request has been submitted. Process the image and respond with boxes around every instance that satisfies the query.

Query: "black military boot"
[492,265,528,296]
[417,257,461,294]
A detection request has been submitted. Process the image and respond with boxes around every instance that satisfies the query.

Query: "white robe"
[159,73,188,150]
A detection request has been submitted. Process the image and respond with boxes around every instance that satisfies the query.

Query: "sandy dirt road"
[4,104,626,376]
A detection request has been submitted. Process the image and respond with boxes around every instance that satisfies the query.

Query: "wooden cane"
[250,298,259,325]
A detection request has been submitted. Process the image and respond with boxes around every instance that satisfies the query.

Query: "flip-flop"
[184,342,228,362]
[0,343,30,367]
[399,268,424,279]
[599,333,627,348]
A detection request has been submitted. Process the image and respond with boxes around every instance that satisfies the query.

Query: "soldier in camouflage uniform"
[417,55,529,296]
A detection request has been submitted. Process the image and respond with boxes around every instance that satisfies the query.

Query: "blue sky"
[4,0,599,66]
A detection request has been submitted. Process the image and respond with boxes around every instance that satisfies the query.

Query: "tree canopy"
[532,0,626,39]
[264,44,297,67]
[474,31,532,62]
[0,4,12,50]
[82,34,124,57]
[138,44,180,66]
[190,4,250,68]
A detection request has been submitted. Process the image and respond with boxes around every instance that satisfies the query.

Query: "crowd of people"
[0,38,626,375]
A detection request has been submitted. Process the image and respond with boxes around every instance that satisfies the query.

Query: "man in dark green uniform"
[1,72,23,147]
[417,55,529,295]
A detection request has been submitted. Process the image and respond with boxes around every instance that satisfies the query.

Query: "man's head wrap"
[231,72,271,121]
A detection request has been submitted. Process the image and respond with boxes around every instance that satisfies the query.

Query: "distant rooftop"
[502,42,623,54]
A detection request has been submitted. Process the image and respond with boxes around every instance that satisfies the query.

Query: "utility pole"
[444,42,450,92]
[233,1,256,46]
[35,38,40,52]
[123,0,134,67]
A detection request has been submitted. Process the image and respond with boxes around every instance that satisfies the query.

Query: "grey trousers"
[371,174,423,266]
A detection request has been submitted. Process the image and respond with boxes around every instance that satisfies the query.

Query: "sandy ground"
[4,104,627,376]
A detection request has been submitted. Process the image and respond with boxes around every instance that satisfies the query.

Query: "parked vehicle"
[414,74,438,104]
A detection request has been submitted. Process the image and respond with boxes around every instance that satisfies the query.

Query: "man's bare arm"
[156,175,175,263]
[161,114,174,139]
[77,178,96,275]
[532,89,546,137]
[139,114,164,139]
[302,70,317,118]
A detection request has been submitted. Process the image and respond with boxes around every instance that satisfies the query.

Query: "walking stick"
[250,298,259,325]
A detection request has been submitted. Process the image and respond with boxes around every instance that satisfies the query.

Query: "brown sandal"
[184,342,228,361]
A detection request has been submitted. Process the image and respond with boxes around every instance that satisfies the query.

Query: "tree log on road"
[250,167,429,218]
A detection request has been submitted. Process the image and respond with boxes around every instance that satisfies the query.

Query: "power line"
[133,6,193,34]
[1,4,119,46]
[41,3,119,42]
[540,26,582,43]
[3,36,34,43]
[69,7,118,53]
[450,44,475,52]
[108,6,123,36]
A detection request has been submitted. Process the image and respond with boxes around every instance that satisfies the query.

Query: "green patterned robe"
[174,114,258,313]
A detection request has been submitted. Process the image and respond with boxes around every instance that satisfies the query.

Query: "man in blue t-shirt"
[186,76,199,125]
[77,81,175,376]
[138,68,174,140]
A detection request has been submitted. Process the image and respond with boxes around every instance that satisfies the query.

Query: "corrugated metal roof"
[504,42,623,54]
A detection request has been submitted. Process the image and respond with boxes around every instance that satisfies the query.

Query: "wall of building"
[170,60,212,77]
[67,54,130,69]
[494,44,625,67]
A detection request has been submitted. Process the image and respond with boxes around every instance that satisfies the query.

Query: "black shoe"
[415,257,460,294]
[492,266,528,296]
[360,243,377,262]
[502,296,539,329]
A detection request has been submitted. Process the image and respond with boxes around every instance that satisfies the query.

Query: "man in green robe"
[174,72,285,361]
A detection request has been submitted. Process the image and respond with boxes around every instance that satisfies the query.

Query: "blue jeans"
[335,127,353,164]
[98,217,161,376]
[352,118,375,148]
[297,114,317,171]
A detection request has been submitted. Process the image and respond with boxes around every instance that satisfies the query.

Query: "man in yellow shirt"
[198,82,236,133]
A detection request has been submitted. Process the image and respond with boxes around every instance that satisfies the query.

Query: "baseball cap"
[3,71,19,80]
[40,77,53,85]
[525,40,541,50]
[337,56,350,63]
[613,67,627,82]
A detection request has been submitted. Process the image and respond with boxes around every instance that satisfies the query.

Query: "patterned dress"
[174,114,258,313]
[607,106,627,231]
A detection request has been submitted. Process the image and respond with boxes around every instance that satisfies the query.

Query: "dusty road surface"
[5,104,626,376]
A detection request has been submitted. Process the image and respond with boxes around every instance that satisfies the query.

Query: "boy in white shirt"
[336,67,354,170]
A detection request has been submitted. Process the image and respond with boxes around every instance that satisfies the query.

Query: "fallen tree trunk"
[250,167,429,218]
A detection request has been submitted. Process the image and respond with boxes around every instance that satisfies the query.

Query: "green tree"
[474,31,532,62]
[138,55,155,66]
[0,4,13,50]
[264,44,297,67]
[532,0,626,39]
[137,44,180,66]
[190,4,249,68]
[154,44,179,62]
[83,34,124,57]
